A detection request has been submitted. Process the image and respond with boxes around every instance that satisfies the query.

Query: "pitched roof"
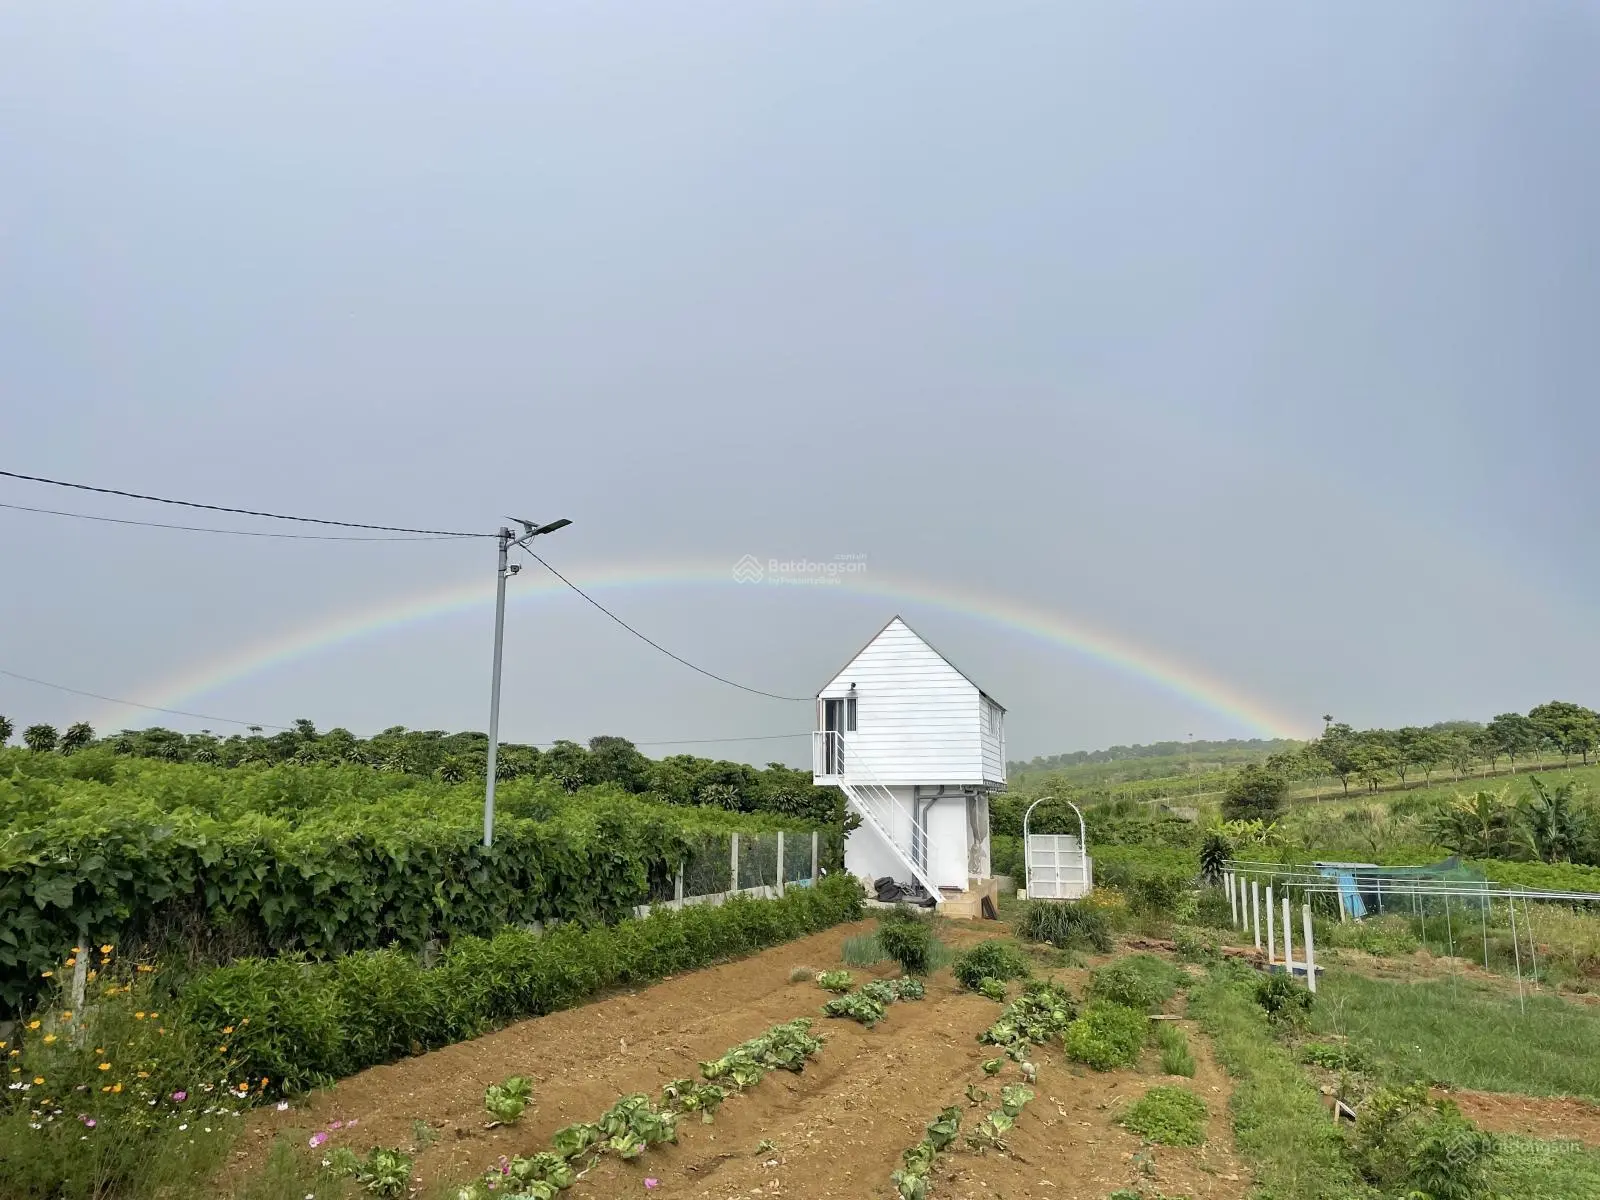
[817,614,1005,710]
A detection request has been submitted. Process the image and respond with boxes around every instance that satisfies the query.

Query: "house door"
[822,698,845,774]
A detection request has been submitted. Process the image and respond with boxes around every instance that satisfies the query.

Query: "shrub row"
[0,761,837,1017]
[180,872,865,1091]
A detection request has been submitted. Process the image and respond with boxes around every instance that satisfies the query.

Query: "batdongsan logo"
[731,554,867,586]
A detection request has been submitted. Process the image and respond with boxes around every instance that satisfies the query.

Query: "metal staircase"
[814,732,946,906]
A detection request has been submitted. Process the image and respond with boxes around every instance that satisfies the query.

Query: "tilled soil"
[220,921,1249,1200]
[1440,1088,1600,1147]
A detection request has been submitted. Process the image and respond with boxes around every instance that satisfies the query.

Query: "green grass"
[1492,1136,1600,1199]
[1156,1023,1196,1077]
[1310,970,1600,1098]
[837,932,953,972]
[1189,970,1367,1199]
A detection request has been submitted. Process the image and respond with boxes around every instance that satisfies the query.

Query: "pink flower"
[309,1131,327,1148]
[645,1180,659,1190]
[346,1118,357,1127]
[82,1117,97,1128]
[329,1120,343,1130]
[171,1091,187,1102]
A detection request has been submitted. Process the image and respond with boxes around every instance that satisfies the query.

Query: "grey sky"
[2,2,1597,764]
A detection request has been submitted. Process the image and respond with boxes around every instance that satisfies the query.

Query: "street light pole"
[482,516,571,848]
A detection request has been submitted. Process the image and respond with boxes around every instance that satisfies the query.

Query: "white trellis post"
[811,830,819,881]
[1282,893,1294,973]
[1227,873,1238,927]
[730,833,740,895]
[674,861,684,906]
[777,832,786,898]
[1266,885,1276,964]
[1251,881,1262,951]
[1302,903,1317,992]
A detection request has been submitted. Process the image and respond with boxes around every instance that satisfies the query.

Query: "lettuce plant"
[816,970,854,993]
[484,1075,534,1124]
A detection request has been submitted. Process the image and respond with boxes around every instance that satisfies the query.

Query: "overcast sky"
[3,2,1597,765]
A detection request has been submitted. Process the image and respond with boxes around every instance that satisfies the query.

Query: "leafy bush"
[0,761,835,1019]
[876,909,938,976]
[180,872,862,1091]
[1016,900,1113,952]
[1088,954,1185,1013]
[952,940,1032,991]
[1254,973,1314,1026]
[1128,870,1191,917]
[1299,1041,1370,1072]
[1118,1086,1207,1146]
[979,980,1077,1056]
[1328,916,1420,957]
[815,970,854,993]
[822,991,887,1026]
[976,976,1007,1001]
[1348,1083,1496,1200]
[1156,1023,1196,1076]
[1062,1002,1147,1070]
[1193,887,1235,930]
[891,977,926,1001]
[1172,925,1221,963]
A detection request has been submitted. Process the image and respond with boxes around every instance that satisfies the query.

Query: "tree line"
[0,714,842,826]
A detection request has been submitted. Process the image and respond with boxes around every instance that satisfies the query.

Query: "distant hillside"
[1010,738,1299,775]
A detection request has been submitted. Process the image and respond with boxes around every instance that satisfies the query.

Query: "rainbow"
[96,562,1308,739]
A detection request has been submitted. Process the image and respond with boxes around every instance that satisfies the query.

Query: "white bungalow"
[812,616,1005,917]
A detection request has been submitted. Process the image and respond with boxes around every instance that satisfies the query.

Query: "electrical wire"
[0,500,465,542]
[0,469,493,538]
[517,545,813,702]
[0,667,291,729]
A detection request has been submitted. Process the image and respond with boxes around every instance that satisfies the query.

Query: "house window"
[846,697,857,732]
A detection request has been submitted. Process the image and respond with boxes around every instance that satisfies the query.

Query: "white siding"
[819,618,983,785]
[844,786,972,891]
[979,696,1007,786]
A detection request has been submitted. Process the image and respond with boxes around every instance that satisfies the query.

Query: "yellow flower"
[137,1071,149,1079]
[42,1034,56,1045]
[222,1026,233,1035]
[64,958,76,967]
[98,1062,111,1072]
[134,1012,146,1020]
[148,1012,159,1019]
[33,1076,44,1085]
[40,970,53,978]
[95,1048,104,1056]
[86,970,97,982]
[101,1085,111,1093]
[100,944,113,955]
[111,1083,122,1094]
[217,1045,229,1053]
[26,1021,40,1031]
[157,1028,166,1036]
[240,1018,249,1025]
[137,965,154,973]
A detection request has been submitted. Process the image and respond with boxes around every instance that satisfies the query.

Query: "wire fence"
[634,829,827,917]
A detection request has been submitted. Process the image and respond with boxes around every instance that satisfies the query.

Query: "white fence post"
[674,861,684,906]
[812,830,819,881]
[1228,873,1238,927]
[1302,903,1317,993]
[1252,881,1262,951]
[1282,892,1294,973]
[730,833,740,894]
[1266,885,1276,964]
[777,832,786,898]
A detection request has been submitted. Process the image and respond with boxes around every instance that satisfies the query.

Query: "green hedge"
[0,760,839,1017]
[181,873,864,1091]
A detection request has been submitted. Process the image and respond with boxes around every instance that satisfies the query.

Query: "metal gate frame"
[1023,795,1092,900]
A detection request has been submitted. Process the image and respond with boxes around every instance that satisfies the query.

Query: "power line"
[0,667,290,729]
[0,500,464,542]
[0,469,493,538]
[516,545,813,703]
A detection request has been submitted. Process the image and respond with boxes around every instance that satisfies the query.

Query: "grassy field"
[1309,970,1600,1098]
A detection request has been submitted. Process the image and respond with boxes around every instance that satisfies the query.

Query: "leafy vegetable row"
[453,1018,825,1199]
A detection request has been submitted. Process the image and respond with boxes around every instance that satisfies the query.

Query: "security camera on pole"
[483,517,572,848]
